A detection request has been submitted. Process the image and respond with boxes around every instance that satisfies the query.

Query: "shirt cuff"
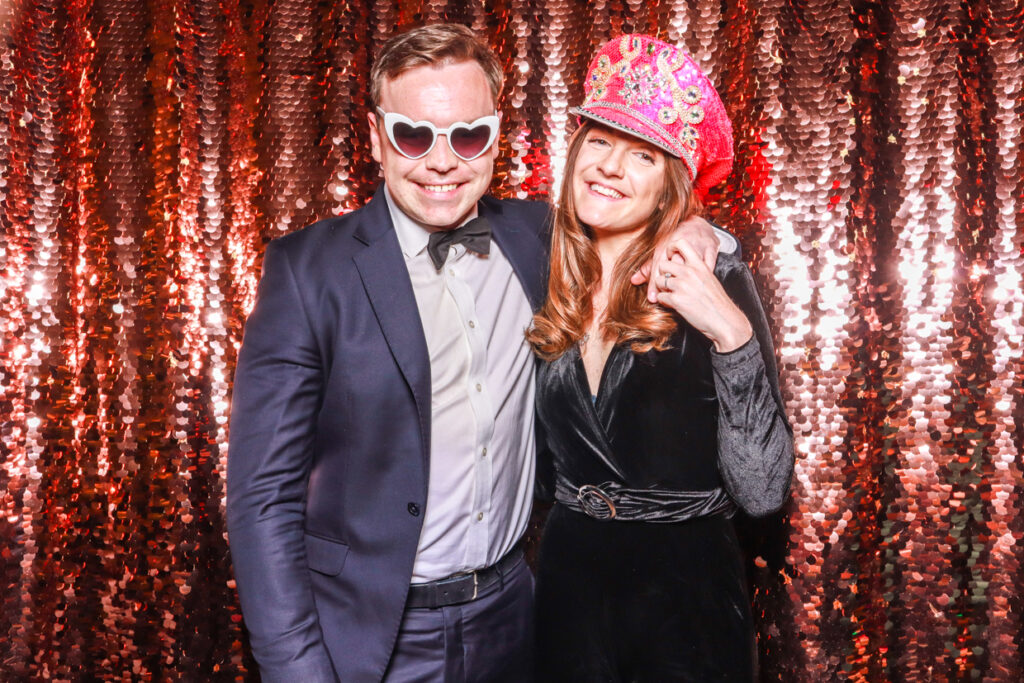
[712,226,739,255]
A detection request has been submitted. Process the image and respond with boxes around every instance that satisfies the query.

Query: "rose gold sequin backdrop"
[1,0,1022,680]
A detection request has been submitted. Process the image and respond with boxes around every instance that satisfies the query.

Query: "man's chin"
[412,202,477,231]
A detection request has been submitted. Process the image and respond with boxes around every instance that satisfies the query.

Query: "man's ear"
[368,110,382,164]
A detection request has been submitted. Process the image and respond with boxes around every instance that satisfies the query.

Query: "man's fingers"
[675,237,706,269]
[659,259,685,278]
[647,270,659,302]
[649,250,669,301]
[703,244,717,270]
[646,243,668,302]
[631,259,652,285]
[665,238,686,262]
[666,238,712,276]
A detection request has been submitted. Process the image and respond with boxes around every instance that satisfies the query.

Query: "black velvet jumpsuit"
[534,253,794,682]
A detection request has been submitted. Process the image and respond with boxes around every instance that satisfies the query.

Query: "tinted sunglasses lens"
[392,121,434,158]
[450,124,494,160]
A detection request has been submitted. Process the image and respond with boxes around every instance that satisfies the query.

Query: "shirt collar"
[385,184,480,260]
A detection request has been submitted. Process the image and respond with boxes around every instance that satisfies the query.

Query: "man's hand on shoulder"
[631,215,737,303]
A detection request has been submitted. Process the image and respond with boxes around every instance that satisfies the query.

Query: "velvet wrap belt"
[555,479,736,522]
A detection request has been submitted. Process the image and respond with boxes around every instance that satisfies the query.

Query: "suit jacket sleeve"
[227,239,337,681]
[709,256,794,518]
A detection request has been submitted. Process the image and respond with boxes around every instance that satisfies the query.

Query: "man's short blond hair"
[370,24,504,108]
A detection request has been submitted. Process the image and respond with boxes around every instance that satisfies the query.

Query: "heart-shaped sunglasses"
[376,108,500,161]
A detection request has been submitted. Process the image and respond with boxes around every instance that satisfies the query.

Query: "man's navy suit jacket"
[226,187,550,682]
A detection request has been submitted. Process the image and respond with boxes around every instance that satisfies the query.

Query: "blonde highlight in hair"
[527,122,701,360]
[370,24,504,108]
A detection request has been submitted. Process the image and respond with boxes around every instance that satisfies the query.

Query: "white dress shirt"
[384,187,537,583]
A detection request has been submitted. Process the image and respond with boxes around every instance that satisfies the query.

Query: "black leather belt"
[406,545,524,609]
[555,479,737,522]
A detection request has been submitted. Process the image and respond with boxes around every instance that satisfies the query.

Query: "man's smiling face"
[369,59,499,232]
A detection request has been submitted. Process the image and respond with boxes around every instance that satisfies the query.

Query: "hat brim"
[570,105,685,161]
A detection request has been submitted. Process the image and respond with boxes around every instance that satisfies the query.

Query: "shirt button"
[482,447,487,457]
[475,383,482,392]
[468,320,476,328]
[448,268,455,276]
[476,512,484,522]
[407,503,420,517]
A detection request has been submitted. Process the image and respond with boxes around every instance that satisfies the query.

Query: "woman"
[528,35,794,681]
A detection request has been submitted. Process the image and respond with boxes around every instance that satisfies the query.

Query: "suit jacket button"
[407,502,420,517]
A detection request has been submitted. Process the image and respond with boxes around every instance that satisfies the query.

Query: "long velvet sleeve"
[709,255,794,518]
[226,240,337,682]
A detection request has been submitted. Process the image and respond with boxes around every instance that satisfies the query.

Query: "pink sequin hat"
[571,34,734,198]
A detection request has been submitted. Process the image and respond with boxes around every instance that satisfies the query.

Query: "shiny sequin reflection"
[1,1,1023,681]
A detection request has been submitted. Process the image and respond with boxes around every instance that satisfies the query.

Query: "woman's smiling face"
[571,124,668,241]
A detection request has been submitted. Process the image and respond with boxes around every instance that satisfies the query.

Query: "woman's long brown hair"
[527,122,701,361]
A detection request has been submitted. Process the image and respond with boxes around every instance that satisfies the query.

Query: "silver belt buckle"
[577,484,617,520]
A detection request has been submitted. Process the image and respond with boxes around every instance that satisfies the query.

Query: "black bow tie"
[426,216,491,270]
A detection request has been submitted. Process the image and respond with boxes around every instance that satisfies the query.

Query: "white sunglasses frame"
[375,108,500,161]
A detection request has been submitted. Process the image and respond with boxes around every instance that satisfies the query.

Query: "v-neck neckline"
[574,343,628,418]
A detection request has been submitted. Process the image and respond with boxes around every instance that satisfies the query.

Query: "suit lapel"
[349,191,547,462]
[481,197,548,311]
[352,189,431,455]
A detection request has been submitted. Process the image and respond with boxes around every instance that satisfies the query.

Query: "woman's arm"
[708,256,794,517]
[654,245,794,517]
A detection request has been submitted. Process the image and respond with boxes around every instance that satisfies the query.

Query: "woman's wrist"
[709,316,753,353]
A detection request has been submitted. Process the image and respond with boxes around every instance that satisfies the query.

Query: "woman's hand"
[654,238,753,353]
[631,215,721,302]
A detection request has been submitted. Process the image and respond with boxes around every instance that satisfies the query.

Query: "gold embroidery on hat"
[621,35,642,59]
[655,50,705,151]
[585,40,643,107]
[585,54,615,103]
[660,45,688,71]
[679,125,698,147]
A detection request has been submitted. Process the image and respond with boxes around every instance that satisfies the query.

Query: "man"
[227,23,732,682]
